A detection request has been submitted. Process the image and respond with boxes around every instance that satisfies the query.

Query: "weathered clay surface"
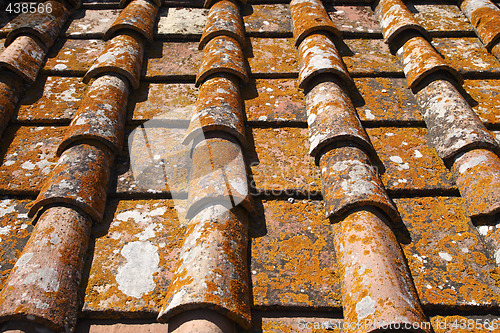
[432,37,500,75]
[200,0,245,50]
[121,0,160,8]
[451,149,500,217]
[396,196,500,308]
[66,9,121,38]
[0,35,45,84]
[326,5,381,35]
[297,33,353,91]
[0,72,23,136]
[2,0,69,49]
[397,35,463,89]
[243,79,306,123]
[196,36,248,87]
[144,41,202,79]
[335,208,429,333]
[17,76,88,122]
[376,0,429,46]
[156,8,208,36]
[185,75,246,147]
[204,0,245,9]
[44,39,106,74]
[415,77,500,161]
[82,199,188,316]
[84,32,144,89]
[289,0,342,47]
[158,204,251,329]
[461,0,500,48]
[305,79,373,161]
[29,144,113,222]
[341,38,403,75]
[463,79,500,125]
[0,126,65,194]
[242,4,291,35]
[251,199,341,308]
[187,137,251,219]
[0,206,91,332]
[59,75,129,155]
[319,146,400,224]
[411,4,472,33]
[105,0,158,42]
[367,127,455,192]
[246,38,298,75]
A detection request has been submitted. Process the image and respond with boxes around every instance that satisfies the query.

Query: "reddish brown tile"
[105,0,158,42]
[144,41,202,79]
[156,7,208,37]
[242,4,291,35]
[66,9,121,38]
[367,127,456,192]
[246,37,298,76]
[76,321,169,333]
[461,0,500,48]
[396,196,500,308]
[341,39,403,75]
[463,79,500,125]
[326,5,381,35]
[411,4,472,34]
[290,0,341,47]
[0,73,23,135]
[82,199,187,316]
[243,79,306,123]
[84,32,144,89]
[44,39,107,74]
[200,0,245,50]
[255,316,343,333]
[250,199,341,308]
[0,36,45,84]
[0,126,66,194]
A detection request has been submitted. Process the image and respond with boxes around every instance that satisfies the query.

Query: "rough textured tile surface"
[243,79,305,123]
[251,199,341,308]
[246,38,298,76]
[396,197,500,308]
[432,37,500,74]
[251,315,343,333]
[463,79,500,125]
[44,39,106,74]
[242,4,291,35]
[411,4,473,33]
[82,199,187,316]
[129,82,197,122]
[340,39,403,75]
[144,41,201,79]
[0,126,65,194]
[353,77,422,123]
[326,5,381,34]
[17,76,88,123]
[249,127,320,194]
[156,8,208,37]
[66,9,121,37]
[367,127,456,192]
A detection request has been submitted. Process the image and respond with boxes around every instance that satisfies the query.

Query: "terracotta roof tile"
[204,0,245,9]
[0,36,46,84]
[326,5,381,35]
[410,3,473,34]
[144,41,201,79]
[105,0,158,42]
[44,39,107,75]
[0,73,23,135]
[246,37,298,76]
[199,0,245,50]
[461,0,500,49]
[156,8,208,38]
[463,79,500,125]
[65,9,121,38]
[84,32,144,89]
[242,4,291,36]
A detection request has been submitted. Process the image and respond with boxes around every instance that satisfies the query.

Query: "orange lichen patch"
[463,79,500,125]
[17,76,88,123]
[250,199,341,308]
[242,4,292,35]
[199,0,245,50]
[341,39,403,75]
[354,77,422,123]
[0,125,66,194]
[44,39,106,75]
[144,41,202,79]
[246,37,298,75]
[431,315,500,333]
[0,198,33,289]
[255,315,343,333]
[82,199,187,316]
[366,127,455,191]
[326,5,381,34]
[129,82,197,122]
[66,9,121,38]
[395,196,500,307]
[432,37,500,74]
[243,78,306,123]
[464,1,500,49]
[105,0,157,42]
[249,127,320,194]
[412,4,472,33]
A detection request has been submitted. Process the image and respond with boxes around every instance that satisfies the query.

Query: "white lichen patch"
[356,295,376,320]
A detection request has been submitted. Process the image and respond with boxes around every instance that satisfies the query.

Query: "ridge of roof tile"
[204,0,246,10]
[461,0,500,49]
[57,75,129,156]
[121,0,161,8]
[105,0,158,42]
[83,32,144,89]
[158,204,251,329]
[0,73,23,137]
[0,36,46,84]
[184,75,247,148]
[195,35,248,86]
[290,0,342,47]
[376,0,430,49]
[199,0,245,50]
